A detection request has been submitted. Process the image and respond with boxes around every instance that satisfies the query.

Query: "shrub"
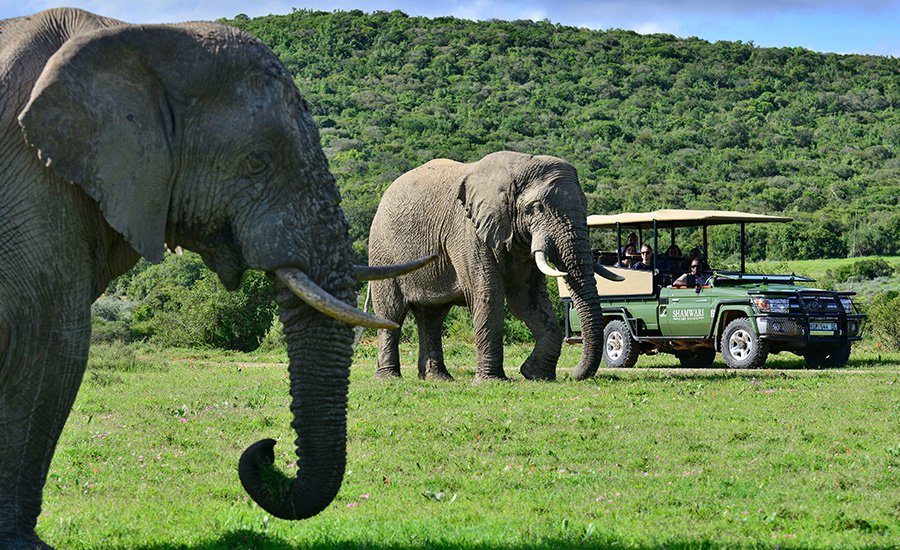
[258,315,286,352]
[127,253,206,300]
[92,296,136,323]
[119,252,276,351]
[827,258,895,284]
[91,296,138,344]
[139,269,276,352]
[866,291,900,351]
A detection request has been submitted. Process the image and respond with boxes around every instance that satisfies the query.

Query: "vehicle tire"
[603,319,639,368]
[676,348,716,368]
[720,317,769,369]
[803,343,851,369]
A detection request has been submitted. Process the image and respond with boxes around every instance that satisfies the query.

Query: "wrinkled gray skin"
[369,152,608,382]
[0,9,368,548]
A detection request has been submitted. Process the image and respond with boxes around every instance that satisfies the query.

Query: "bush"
[91,296,138,344]
[827,258,895,283]
[866,291,900,351]
[111,252,277,351]
[137,269,276,352]
[258,315,286,352]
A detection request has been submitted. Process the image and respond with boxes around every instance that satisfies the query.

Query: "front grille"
[797,292,841,314]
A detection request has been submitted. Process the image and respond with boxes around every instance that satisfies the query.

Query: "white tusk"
[275,268,399,329]
[352,254,437,281]
[595,261,626,282]
[534,250,567,278]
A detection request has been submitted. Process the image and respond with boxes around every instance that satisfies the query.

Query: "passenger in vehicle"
[666,244,682,260]
[620,232,638,255]
[672,260,709,288]
[632,244,653,270]
[616,244,636,268]
[681,247,708,273]
[660,243,681,271]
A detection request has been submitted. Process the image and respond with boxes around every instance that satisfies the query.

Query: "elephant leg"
[506,276,562,381]
[0,307,90,548]
[411,304,453,381]
[466,286,507,382]
[372,281,407,379]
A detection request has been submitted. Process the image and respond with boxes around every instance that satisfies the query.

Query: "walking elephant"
[0,8,429,548]
[368,151,622,382]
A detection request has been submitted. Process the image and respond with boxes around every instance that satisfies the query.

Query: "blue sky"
[2,0,898,56]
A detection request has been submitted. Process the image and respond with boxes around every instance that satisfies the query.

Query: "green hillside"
[226,10,899,262]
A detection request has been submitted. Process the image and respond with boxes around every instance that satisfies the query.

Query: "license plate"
[810,321,837,334]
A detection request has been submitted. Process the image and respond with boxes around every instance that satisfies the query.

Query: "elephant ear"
[18,26,176,262]
[456,154,519,250]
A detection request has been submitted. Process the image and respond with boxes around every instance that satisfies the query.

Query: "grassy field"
[745,256,900,285]
[36,339,899,549]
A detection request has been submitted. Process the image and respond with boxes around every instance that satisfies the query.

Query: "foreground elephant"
[368,151,622,382]
[0,8,428,548]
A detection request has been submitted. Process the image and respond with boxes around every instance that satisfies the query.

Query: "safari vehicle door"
[658,285,717,337]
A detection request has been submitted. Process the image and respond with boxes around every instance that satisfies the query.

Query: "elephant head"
[457,151,620,379]
[11,14,404,523]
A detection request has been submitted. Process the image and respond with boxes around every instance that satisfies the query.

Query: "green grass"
[36,340,900,549]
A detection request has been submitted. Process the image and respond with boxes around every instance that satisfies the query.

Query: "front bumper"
[754,313,865,343]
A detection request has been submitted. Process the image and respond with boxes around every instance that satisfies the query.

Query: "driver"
[672,260,709,288]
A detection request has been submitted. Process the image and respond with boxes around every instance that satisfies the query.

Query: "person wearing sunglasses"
[632,244,654,271]
[672,260,709,288]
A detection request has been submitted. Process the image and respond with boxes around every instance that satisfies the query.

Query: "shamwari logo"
[673,308,704,320]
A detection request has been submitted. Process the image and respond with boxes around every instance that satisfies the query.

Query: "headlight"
[840,298,853,313]
[752,297,790,313]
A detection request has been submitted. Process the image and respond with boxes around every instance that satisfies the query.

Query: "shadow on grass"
[118,529,758,550]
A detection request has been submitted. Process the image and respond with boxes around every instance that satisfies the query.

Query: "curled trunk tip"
[238,438,342,520]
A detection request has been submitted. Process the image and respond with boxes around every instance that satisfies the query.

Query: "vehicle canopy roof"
[586,209,792,230]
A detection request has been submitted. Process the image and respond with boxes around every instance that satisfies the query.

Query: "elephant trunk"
[548,225,604,381]
[238,278,354,519]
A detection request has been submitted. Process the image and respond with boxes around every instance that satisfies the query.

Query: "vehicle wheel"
[720,318,769,369]
[676,348,716,368]
[804,343,851,369]
[603,320,639,368]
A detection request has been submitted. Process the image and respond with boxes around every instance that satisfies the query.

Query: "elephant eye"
[244,151,271,176]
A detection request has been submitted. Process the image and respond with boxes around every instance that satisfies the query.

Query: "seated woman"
[672,260,709,288]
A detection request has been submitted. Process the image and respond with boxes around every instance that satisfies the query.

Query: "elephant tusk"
[352,254,437,281]
[534,250,567,278]
[275,268,399,329]
[595,261,626,282]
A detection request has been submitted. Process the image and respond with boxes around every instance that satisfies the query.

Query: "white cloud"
[632,19,682,35]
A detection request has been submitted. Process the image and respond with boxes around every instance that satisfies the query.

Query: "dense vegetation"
[97,10,900,352]
[225,9,900,262]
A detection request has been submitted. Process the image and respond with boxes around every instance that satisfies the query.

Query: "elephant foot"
[520,361,556,381]
[473,372,508,384]
[570,360,599,381]
[420,364,454,381]
[0,532,54,550]
[374,366,402,380]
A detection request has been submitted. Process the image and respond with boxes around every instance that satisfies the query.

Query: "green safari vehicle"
[558,209,865,369]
